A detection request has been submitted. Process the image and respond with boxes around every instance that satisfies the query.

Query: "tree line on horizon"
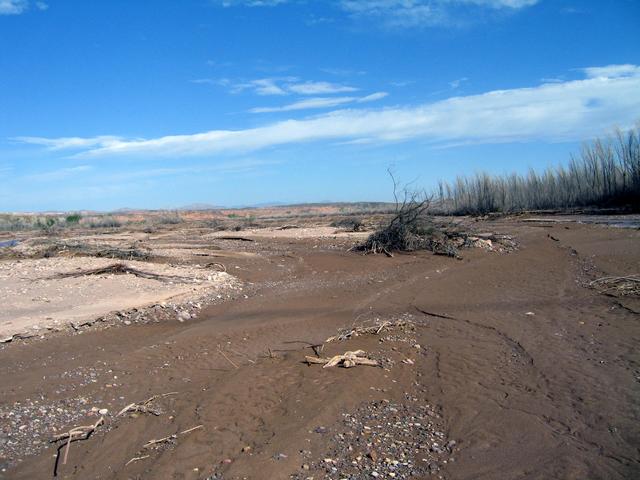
[435,124,640,215]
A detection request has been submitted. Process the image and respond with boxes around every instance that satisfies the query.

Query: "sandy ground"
[0,258,237,340]
[0,219,638,479]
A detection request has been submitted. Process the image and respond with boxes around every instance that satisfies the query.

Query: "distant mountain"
[177,203,221,211]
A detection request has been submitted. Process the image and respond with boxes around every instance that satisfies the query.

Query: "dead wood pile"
[325,318,415,343]
[49,263,189,283]
[305,350,379,368]
[37,241,151,260]
[117,392,178,417]
[589,275,640,296]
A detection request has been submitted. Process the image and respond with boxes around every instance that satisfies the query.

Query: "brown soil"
[0,219,638,479]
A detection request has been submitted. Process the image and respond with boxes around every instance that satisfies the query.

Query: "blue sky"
[1,0,639,211]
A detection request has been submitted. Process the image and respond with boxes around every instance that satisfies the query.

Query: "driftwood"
[125,455,150,466]
[142,425,203,450]
[117,392,178,417]
[277,224,300,230]
[217,347,239,369]
[589,275,640,296]
[51,416,104,467]
[218,236,254,242]
[204,262,227,272]
[49,263,188,283]
[325,318,414,343]
[305,350,379,368]
[38,241,151,261]
[143,434,176,449]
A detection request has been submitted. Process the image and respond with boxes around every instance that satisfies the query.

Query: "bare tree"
[438,124,640,214]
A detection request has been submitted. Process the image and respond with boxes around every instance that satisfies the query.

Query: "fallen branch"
[217,347,239,369]
[305,350,379,368]
[117,392,178,417]
[180,424,203,435]
[325,318,414,343]
[143,434,176,449]
[218,236,254,242]
[142,425,204,450]
[589,275,640,296]
[204,262,227,272]
[51,416,104,466]
[49,263,189,283]
[225,345,256,364]
[125,455,150,466]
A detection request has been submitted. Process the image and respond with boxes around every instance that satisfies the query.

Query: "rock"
[98,408,108,415]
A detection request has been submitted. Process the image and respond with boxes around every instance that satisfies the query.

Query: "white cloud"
[240,78,290,95]
[15,135,124,150]
[250,91,387,113]
[340,0,538,27]
[0,0,27,15]
[358,92,389,102]
[251,97,356,113]
[35,1,47,10]
[583,64,640,79]
[18,65,640,158]
[27,165,92,181]
[199,76,359,96]
[217,0,289,6]
[449,77,468,89]
[287,81,358,95]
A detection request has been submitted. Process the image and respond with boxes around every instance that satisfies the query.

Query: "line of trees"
[436,125,640,214]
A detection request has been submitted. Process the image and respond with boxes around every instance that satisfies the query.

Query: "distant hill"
[177,203,221,211]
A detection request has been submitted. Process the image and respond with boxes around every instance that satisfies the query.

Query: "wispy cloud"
[583,64,640,79]
[320,67,367,77]
[449,77,468,89]
[27,165,92,181]
[287,81,358,95]
[0,0,27,14]
[250,91,388,113]
[338,0,539,29]
[15,135,124,150]
[18,65,640,158]
[216,0,289,6]
[194,76,359,96]
[216,0,539,28]
[0,0,47,14]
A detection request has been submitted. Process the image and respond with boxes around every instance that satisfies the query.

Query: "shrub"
[330,217,364,231]
[65,214,82,224]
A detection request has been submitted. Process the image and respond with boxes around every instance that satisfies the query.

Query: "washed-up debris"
[18,241,152,261]
[125,455,150,466]
[277,224,300,230]
[217,236,254,242]
[51,416,104,467]
[117,392,178,417]
[589,274,640,297]
[326,318,415,343]
[48,263,190,283]
[306,350,379,368]
[133,424,203,457]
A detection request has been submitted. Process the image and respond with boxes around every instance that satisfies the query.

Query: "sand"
[0,218,638,479]
[0,257,237,340]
